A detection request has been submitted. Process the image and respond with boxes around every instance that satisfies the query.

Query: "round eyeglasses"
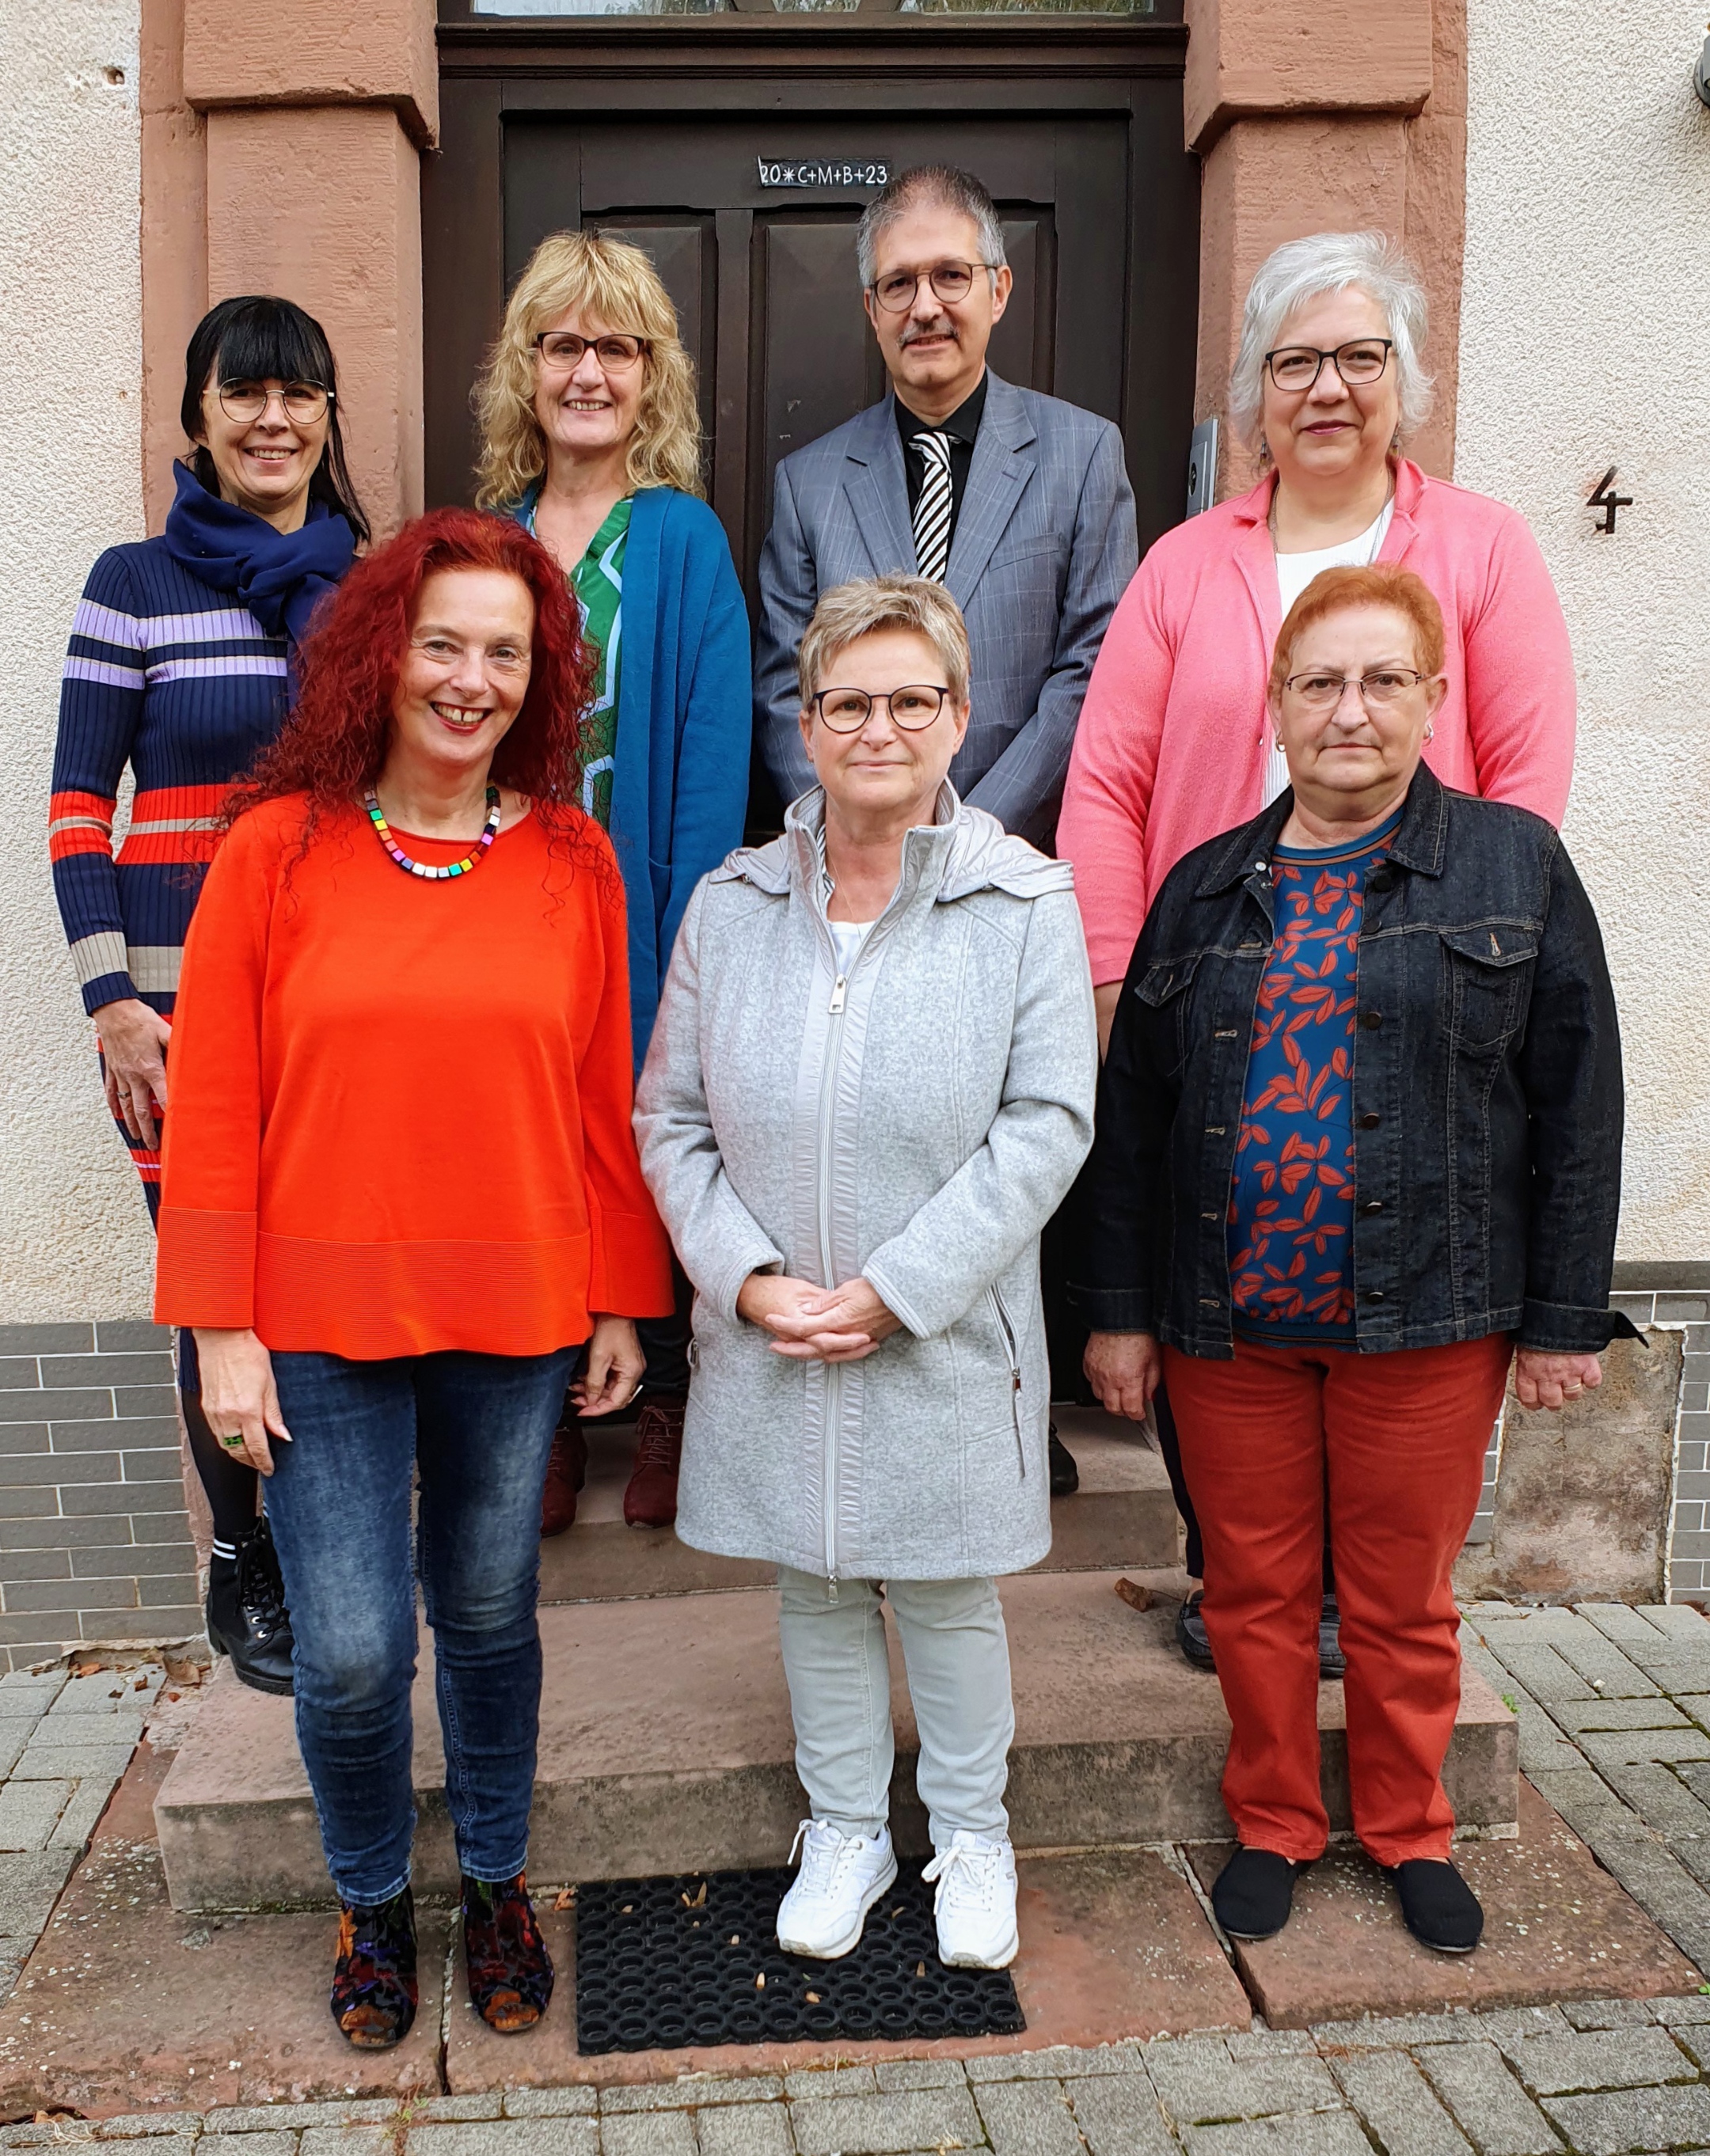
[811,685,952,732]
[534,331,648,373]
[1282,668,1429,712]
[216,378,332,426]
[868,260,996,313]
[1264,339,1394,394]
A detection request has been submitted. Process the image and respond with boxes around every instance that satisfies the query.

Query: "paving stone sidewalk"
[14,2002,1710,2156]
[0,1664,164,2002]
[14,1606,1710,2150]
[1461,1600,1710,1978]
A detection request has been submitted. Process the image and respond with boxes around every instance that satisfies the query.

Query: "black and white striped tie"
[911,431,954,583]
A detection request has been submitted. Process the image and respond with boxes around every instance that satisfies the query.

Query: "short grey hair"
[797,574,971,708]
[855,165,1008,290]
[1228,230,1434,446]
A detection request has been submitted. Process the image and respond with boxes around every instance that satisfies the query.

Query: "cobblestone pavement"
[14,1611,1710,2148]
[1461,1600,1710,1976]
[14,2002,1710,2156]
[0,1664,164,2001]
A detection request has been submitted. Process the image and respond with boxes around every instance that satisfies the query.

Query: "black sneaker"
[1212,1847,1305,1941]
[207,1517,295,1695]
[1175,1589,1217,1672]
[1318,1589,1347,1681]
[1047,1422,1079,1497]
[1390,1858,1484,1953]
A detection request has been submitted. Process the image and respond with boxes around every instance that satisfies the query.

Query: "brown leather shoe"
[623,1393,686,1528]
[540,1418,588,1539]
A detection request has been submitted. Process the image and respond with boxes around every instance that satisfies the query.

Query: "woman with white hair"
[473,230,752,1535]
[1057,230,1575,1672]
[636,574,1096,1972]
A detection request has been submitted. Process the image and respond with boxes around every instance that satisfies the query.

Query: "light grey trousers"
[776,1567,1014,1848]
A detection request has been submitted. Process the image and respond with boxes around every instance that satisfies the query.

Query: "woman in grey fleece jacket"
[635,575,1096,1975]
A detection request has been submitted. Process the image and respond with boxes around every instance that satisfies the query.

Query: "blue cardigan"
[524,486,753,1067]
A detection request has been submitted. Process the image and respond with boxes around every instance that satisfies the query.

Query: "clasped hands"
[737,1272,902,1364]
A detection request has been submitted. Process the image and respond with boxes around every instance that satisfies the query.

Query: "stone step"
[538,1404,1179,1603]
[155,1567,1517,1911]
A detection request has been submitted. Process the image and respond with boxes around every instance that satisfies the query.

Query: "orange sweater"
[154,795,674,1358]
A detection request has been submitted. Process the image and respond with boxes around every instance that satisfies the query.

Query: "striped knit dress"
[49,541,292,1216]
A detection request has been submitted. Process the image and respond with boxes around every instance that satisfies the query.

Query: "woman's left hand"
[573,1314,647,1416]
[762,1277,902,1364]
[1514,1347,1604,1412]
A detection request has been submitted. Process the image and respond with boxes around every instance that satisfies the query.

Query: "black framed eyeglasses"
[217,378,332,426]
[534,331,649,373]
[811,684,952,732]
[1264,338,1394,394]
[868,260,997,313]
[1282,667,1428,712]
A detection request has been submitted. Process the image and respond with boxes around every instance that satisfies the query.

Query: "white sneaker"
[923,1830,1020,1968]
[775,1819,899,1959]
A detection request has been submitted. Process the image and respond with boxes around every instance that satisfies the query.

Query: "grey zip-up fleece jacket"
[634,783,1097,1582]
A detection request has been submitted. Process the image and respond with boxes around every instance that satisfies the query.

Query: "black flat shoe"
[1047,1422,1079,1497]
[207,1517,295,1695]
[1390,1858,1484,1953]
[1175,1589,1217,1672]
[1212,1847,1305,1941]
[1318,1589,1347,1681]
[331,1885,417,2048]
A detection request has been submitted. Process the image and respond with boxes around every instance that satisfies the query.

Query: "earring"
[1423,722,1434,743]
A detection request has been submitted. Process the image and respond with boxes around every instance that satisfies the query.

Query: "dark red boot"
[540,1418,589,1538]
[622,1393,686,1528]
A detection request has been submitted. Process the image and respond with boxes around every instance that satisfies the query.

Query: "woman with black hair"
[49,294,368,1695]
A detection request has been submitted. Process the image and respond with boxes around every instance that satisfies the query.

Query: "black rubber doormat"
[574,1862,1026,2052]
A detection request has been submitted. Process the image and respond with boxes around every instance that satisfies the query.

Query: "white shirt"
[828,918,874,977]
[1264,498,1396,807]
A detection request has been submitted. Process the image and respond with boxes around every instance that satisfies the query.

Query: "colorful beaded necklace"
[364,785,502,880]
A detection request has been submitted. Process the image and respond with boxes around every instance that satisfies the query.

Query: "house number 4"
[1588,467,1633,534]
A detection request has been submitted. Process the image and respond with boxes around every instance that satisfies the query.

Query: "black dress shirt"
[895,372,989,556]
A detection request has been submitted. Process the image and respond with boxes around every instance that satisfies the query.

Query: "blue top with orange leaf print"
[1227,807,1403,1343]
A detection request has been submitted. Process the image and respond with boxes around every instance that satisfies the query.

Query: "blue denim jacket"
[1068,765,1640,1360]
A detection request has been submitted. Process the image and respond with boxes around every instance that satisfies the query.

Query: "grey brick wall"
[0,1321,198,1672]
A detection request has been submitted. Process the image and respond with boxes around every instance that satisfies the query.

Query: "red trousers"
[1163,1334,1512,1866]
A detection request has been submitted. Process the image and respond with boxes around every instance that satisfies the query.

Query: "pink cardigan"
[1057,458,1576,985]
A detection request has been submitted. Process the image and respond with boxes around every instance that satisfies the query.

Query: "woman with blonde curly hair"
[474,228,752,1536]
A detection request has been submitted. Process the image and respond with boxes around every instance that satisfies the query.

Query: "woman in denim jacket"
[1072,561,1635,1957]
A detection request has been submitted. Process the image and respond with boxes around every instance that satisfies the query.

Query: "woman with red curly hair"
[154,508,674,2049]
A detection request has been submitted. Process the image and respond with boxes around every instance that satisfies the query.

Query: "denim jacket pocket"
[1134,950,1206,1072]
[1441,924,1539,1053]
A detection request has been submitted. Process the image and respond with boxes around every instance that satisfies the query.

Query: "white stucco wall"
[0,1,154,1319]
[1457,0,1710,1261]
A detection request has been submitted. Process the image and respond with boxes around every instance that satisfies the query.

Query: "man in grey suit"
[756,164,1138,849]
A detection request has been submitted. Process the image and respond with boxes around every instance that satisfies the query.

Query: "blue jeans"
[266,1345,578,1904]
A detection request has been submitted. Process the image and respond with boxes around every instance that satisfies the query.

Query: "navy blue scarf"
[164,462,355,650]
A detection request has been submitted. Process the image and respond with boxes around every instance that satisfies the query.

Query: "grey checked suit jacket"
[755,371,1138,848]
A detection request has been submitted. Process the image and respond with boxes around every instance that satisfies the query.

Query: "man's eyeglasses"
[534,332,648,374]
[868,260,997,313]
[217,379,332,426]
[1282,668,1428,712]
[1264,339,1394,394]
[811,685,952,731]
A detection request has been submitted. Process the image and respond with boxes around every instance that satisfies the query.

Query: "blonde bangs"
[473,230,705,510]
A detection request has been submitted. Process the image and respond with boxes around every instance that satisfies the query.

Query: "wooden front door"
[426,14,1200,590]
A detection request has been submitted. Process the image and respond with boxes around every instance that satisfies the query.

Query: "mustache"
[899,317,960,348]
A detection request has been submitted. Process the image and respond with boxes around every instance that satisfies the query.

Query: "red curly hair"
[225,507,596,842]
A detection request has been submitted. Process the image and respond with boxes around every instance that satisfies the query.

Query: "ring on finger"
[218,1433,245,1449]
